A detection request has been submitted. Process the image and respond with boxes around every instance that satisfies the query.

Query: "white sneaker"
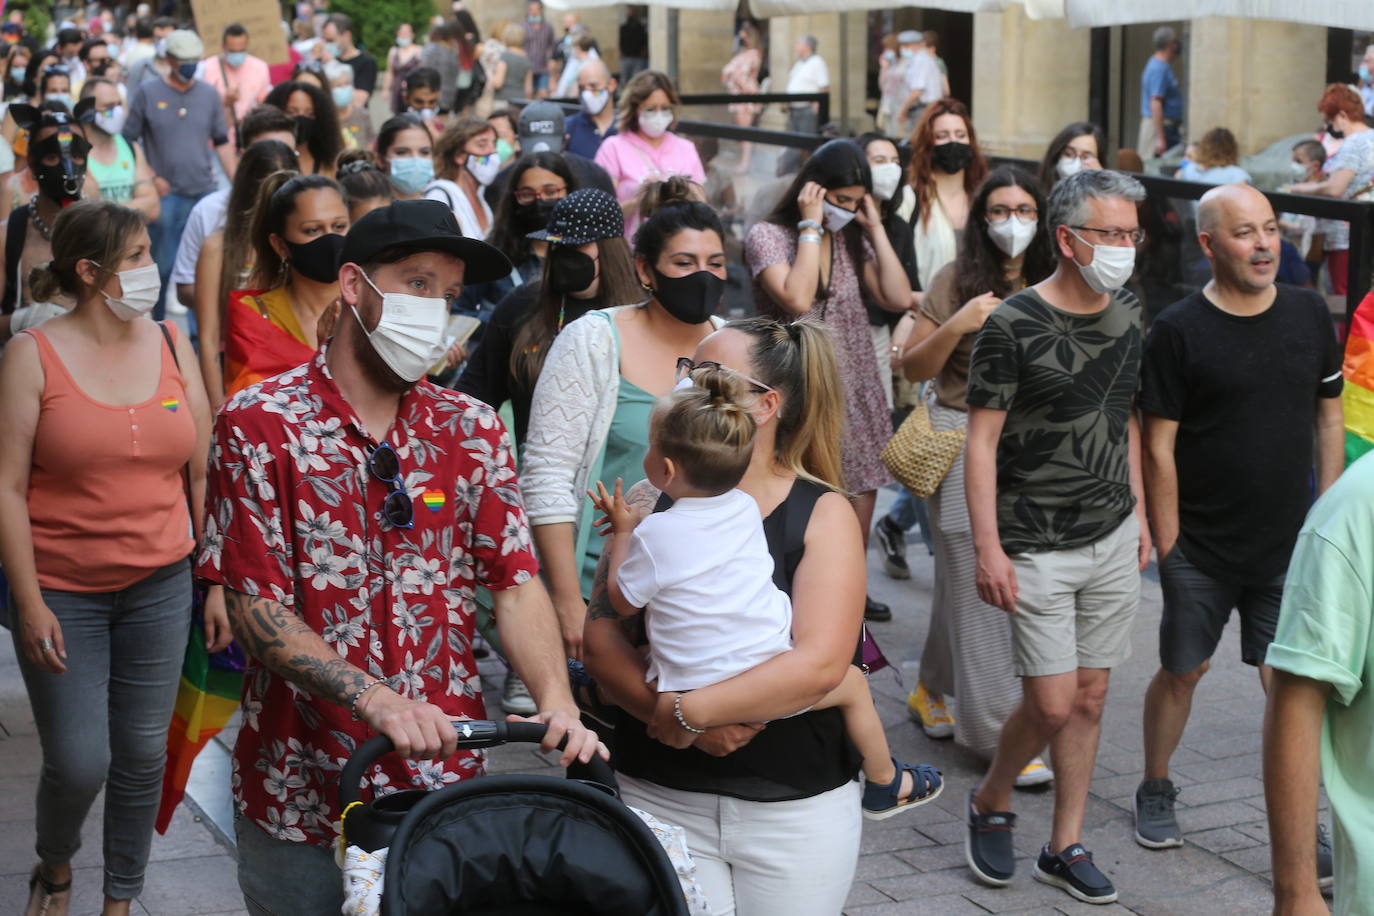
[500,672,537,716]
[165,299,188,315]
[1015,756,1055,788]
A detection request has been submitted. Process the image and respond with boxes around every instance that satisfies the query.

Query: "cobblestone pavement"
[0,490,1328,913]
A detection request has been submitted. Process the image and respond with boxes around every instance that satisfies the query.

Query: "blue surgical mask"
[10,66,24,82]
[396,37,413,48]
[225,51,247,68]
[176,61,197,82]
[324,41,340,58]
[46,92,73,110]
[331,85,353,109]
[900,48,915,59]
[1362,63,1372,84]
[389,156,434,193]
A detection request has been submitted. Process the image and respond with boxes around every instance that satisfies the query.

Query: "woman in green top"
[78,78,159,221]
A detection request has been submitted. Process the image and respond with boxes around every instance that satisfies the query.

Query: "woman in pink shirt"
[593,70,705,235]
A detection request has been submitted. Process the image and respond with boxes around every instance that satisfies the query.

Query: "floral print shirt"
[196,347,538,847]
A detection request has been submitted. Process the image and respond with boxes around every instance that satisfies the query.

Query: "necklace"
[29,196,52,241]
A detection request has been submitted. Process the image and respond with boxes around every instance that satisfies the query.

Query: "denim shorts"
[1157,543,1283,673]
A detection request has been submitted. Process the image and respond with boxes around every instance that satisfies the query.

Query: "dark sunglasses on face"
[367,441,414,529]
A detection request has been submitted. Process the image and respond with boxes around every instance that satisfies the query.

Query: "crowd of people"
[0,5,1372,916]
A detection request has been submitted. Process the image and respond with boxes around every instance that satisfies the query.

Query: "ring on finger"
[39,638,55,651]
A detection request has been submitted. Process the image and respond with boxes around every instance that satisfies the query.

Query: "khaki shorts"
[1009,514,1142,677]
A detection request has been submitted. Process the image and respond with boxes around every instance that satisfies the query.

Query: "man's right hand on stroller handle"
[358,685,459,760]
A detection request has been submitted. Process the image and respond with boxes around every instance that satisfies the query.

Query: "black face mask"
[651,267,724,325]
[931,140,973,175]
[89,61,110,77]
[294,114,317,145]
[1326,123,1345,140]
[516,198,558,232]
[548,247,597,295]
[286,233,345,283]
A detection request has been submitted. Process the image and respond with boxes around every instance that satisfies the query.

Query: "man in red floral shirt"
[198,199,604,914]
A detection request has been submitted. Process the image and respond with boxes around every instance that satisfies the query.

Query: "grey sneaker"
[1134,778,1183,849]
[500,671,537,716]
[1317,823,1333,891]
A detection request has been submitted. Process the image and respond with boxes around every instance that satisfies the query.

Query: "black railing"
[511,98,828,151]
[534,92,831,126]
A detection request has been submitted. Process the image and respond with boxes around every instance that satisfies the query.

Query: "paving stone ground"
[0,492,1331,914]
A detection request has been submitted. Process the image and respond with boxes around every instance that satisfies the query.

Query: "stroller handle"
[339,719,615,808]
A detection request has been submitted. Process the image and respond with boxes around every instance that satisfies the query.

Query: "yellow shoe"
[907,682,955,739]
[1015,756,1055,788]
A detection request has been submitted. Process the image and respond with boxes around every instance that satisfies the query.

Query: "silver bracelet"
[798,233,822,244]
[673,692,706,734]
[797,219,821,232]
[349,678,385,721]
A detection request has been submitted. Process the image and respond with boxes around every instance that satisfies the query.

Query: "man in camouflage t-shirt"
[961,170,1151,906]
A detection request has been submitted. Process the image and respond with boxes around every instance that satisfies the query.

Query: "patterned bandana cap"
[525,188,624,245]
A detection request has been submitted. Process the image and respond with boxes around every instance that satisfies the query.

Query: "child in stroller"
[590,364,943,820]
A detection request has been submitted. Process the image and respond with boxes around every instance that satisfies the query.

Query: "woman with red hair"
[904,98,988,294]
[1293,83,1373,295]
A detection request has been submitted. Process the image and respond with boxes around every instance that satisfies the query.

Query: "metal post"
[1088,27,1109,135]
[1348,206,1373,329]
[666,9,680,84]
[835,12,847,128]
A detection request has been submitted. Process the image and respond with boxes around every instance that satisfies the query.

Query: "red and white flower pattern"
[197,348,538,847]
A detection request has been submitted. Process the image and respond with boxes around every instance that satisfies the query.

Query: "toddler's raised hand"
[587,478,635,535]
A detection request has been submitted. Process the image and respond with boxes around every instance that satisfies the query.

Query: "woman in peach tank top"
[0,200,224,916]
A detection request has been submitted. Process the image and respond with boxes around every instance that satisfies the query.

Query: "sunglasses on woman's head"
[674,357,773,395]
[367,441,414,529]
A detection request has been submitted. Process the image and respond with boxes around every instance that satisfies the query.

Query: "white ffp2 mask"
[987,215,1037,259]
[354,272,449,383]
[870,162,902,202]
[98,262,162,320]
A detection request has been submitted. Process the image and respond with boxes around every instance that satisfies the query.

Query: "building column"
[970,5,1091,161]
[1187,18,1326,155]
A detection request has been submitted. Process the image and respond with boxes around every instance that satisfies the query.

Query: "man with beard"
[1135,184,1344,864]
[199,198,605,914]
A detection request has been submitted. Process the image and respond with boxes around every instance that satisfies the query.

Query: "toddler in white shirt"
[591,366,942,820]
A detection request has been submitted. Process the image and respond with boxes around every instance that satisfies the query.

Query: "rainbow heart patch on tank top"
[161,397,180,412]
[421,489,445,512]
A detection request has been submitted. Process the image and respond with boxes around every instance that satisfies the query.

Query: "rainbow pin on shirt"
[161,397,179,412]
[421,489,445,513]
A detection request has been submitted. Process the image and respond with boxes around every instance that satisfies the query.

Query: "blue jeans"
[150,191,209,319]
[532,71,550,92]
[14,559,192,899]
[889,487,934,554]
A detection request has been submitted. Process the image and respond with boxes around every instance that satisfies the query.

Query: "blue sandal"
[862,757,943,821]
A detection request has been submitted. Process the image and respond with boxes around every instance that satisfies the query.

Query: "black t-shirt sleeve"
[1139,313,1187,420]
[1315,296,1344,399]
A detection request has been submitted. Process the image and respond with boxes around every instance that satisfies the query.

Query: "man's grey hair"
[323,60,352,86]
[1153,26,1177,51]
[800,34,818,53]
[1048,169,1147,234]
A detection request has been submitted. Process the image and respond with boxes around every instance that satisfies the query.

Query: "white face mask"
[1056,155,1084,180]
[823,199,857,234]
[639,109,673,138]
[97,262,161,320]
[870,162,902,202]
[986,214,1037,259]
[354,272,449,383]
[416,106,435,121]
[1068,230,1136,294]
[581,88,609,115]
[466,152,501,186]
[95,105,127,136]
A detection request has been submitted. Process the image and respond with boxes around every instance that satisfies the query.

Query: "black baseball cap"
[340,199,512,284]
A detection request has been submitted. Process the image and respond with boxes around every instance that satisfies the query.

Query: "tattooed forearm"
[226,590,372,706]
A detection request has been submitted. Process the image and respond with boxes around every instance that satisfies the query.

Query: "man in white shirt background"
[780,35,828,174]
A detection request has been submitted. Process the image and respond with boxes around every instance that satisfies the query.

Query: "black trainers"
[1134,777,1183,849]
[966,789,1016,887]
[873,514,911,579]
[1033,843,1118,904]
[864,595,892,622]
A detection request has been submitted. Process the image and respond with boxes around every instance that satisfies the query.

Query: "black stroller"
[338,720,692,915]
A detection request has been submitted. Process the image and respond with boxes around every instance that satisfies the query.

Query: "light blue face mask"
[324,41,340,58]
[46,92,73,110]
[225,51,248,68]
[331,85,353,109]
[1362,63,1372,84]
[389,156,434,193]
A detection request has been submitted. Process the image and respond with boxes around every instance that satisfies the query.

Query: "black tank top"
[611,478,863,801]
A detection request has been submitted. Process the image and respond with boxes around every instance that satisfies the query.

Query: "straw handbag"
[880,403,966,499]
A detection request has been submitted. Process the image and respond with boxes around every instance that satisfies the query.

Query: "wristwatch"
[797,219,822,233]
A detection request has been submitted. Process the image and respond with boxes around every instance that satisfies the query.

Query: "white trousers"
[618,775,861,916]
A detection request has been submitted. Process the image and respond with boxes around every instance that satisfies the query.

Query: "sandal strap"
[30,866,72,895]
[896,760,942,798]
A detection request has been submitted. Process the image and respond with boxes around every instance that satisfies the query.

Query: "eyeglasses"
[1061,149,1099,162]
[513,183,568,205]
[1069,224,1145,246]
[675,357,773,395]
[987,205,1038,222]
[367,441,414,529]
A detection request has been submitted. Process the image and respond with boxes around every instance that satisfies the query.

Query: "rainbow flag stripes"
[161,397,179,412]
[1343,293,1374,467]
[422,489,446,512]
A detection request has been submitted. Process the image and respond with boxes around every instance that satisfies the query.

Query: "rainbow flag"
[1343,292,1374,467]
[223,290,316,397]
[161,397,179,412]
[155,606,245,834]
